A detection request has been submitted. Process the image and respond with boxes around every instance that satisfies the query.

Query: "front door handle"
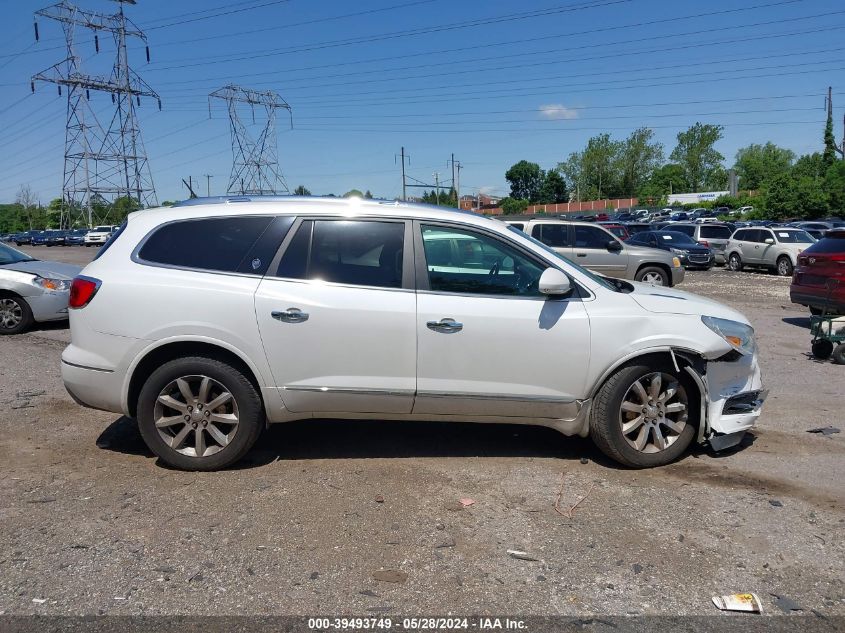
[426,318,463,333]
[271,308,309,323]
[576,253,587,257]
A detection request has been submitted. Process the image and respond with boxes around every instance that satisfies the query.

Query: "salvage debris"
[554,473,595,519]
[712,593,762,613]
[374,495,384,503]
[31,598,46,604]
[769,500,783,508]
[507,549,539,562]
[459,498,475,507]
[807,426,840,436]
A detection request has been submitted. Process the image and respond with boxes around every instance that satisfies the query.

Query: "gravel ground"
[0,248,843,618]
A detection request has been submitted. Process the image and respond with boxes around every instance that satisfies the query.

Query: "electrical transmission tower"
[32,0,160,228]
[209,85,293,196]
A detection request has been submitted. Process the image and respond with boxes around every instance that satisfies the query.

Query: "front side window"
[138,216,275,272]
[574,225,613,249]
[276,220,405,289]
[421,225,545,296]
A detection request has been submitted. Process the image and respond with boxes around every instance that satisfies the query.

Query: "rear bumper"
[790,287,845,312]
[61,359,124,413]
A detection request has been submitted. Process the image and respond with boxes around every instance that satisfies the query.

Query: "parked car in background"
[65,229,90,246]
[45,229,69,246]
[666,223,733,264]
[793,221,834,236]
[30,231,50,246]
[506,218,684,286]
[626,231,715,270]
[726,227,815,276]
[597,222,630,240]
[14,230,43,246]
[62,197,763,471]
[670,211,690,221]
[622,222,653,236]
[614,212,636,222]
[84,225,117,246]
[790,229,845,314]
[0,241,81,334]
[737,206,753,216]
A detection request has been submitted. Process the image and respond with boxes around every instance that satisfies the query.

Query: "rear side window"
[138,216,275,273]
[533,224,570,247]
[509,223,525,231]
[671,225,695,237]
[699,225,732,239]
[275,220,405,289]
[574,225,612,249]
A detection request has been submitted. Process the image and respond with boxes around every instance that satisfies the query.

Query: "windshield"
[0,242,36,265]
[507,225,619,292]
[656,232,698,245]
[774,230,814,243]
[93,226,112,232]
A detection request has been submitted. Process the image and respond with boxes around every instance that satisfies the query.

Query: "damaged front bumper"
[681,349,767,450]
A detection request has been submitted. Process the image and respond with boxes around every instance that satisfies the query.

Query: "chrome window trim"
[416,390,576,404]
[284,385,415,397]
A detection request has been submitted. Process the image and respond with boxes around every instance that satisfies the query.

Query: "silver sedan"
[0,242,81,334]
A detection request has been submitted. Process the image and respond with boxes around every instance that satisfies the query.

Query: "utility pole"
[32,0,160,227]
[182,176,197,199]
[203,174,213,197]
[433,172,440,206]
[448,153,462,209]
[826,86,844,159]
[209,85,292,195]
[395,147,410,201]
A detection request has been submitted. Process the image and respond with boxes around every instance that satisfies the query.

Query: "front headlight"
[670,248,688,255]
[701,316,756,355]
[672,257,682,268]
[32,276,72,292]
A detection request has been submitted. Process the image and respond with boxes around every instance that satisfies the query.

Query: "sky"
[0,0,843,205]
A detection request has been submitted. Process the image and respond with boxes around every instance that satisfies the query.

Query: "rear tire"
[810,306,823,316]
[635,266,669,286]
[776,256,793,277]
[728,252,743,272]
[0,295,34,335]
[590,362,697,468]
[832,344,845,365]
[137,356,264,471]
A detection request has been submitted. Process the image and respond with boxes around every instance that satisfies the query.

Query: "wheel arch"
[125,339,265,418]
[634,262,671,282]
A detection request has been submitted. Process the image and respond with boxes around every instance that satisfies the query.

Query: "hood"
[623,244,677,263]
[2,260,82,279]
[629,282,750,324]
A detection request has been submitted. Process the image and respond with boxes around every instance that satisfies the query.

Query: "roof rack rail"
[172,195,296,207]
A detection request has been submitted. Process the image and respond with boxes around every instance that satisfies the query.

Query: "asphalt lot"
[1,245,843,617]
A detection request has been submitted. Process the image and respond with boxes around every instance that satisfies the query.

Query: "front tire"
[832,344,845,365]
[137,356,264,471]
[590,362,697,468]
[0,295,34,335]
[776,256,793,277]
[635,266,669,286]
[728,252,743,272]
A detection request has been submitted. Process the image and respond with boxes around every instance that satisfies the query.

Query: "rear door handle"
[426,318,463,333]
[271,308,309,323]
[576,253,587,257]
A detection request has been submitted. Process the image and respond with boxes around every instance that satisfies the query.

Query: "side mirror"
[764,238,774,244]
[607,239,623,252]
[539,268,572,296]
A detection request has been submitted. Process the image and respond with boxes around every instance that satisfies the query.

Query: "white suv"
[62,197,766,470]
[83,225,117,247]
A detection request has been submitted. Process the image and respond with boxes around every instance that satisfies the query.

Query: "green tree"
[558,134,623,200]
[500,197,529,215]
[792,152,827,180]
[762,173,797,220]
[669,123,725,192]
[421,188,457,207]
[794,176,829,218]
[824,160,845,212]
[619,127,664,196]
[640,163,688,198]
[823,107,838,168]
[537,169,569,203]
[505,160,545,202]
[733,142,795,190]
[364,190,374,199]
[343,189,364,198]
[293,185,311,196]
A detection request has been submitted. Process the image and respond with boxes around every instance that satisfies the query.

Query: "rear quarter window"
[137,216,283,273]
[700,225,732,239]
[803,235,845,254]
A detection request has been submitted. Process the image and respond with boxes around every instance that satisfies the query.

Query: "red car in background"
[598,222,630,240]
[790,229,845,314]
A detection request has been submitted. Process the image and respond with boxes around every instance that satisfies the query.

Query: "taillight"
[69,276,101,309]
[798,255,808,266]
[699,240,709,247]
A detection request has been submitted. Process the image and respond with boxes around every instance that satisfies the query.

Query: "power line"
[146,0,293,30]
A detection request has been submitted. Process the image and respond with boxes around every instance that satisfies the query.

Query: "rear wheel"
[728,252,743,272]
[0,295,34,335]
[137,356,264,471]
[776,256,793,277]
[590,362,697,468]
[832,344,845,365]
[635,266,668,286]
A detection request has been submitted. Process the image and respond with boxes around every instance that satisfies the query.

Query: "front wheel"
[728,253,743,272]
[137,356,264,471]
[590,363,696,468]
[776,256,793,277]
[832,344,845,365]
[635,266,669,286]
[0,295,34,335]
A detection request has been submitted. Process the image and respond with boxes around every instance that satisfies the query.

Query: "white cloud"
[539,104,579,120]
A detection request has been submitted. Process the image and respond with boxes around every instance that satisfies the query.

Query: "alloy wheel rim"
[642,272,664,285]
[0,298,23,329]
[730,255,740,270]
[619,372,688,454]
[778,260,790,275]
[154,375,239,458]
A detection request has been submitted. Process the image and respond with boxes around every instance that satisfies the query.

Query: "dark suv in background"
[790,229,845,314]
